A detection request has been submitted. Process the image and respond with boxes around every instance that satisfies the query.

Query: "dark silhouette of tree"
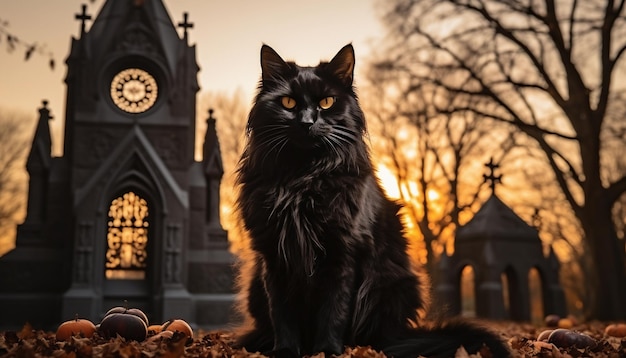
[376,0,626,320]
[513,145,592,315]
[362,67,519,274]
[0,109,35,255]
[0,1,98,69]
[0,19,55,69]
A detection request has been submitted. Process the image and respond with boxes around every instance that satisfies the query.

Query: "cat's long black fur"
[234,44,511,358]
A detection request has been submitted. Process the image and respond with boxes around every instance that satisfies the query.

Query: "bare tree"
[362,66,519,274]
[0,109,35,255]
[0,0,103,70]
[376,0,626,320]
[0,19,55,69]
[510,142,593,315]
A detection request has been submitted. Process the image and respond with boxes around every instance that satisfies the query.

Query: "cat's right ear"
[261,45,289,83]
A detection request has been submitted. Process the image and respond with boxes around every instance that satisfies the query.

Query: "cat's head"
[246,44,366,157]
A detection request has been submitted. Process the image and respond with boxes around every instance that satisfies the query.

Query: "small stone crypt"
[0,0,235,330]
[436,159,566,321]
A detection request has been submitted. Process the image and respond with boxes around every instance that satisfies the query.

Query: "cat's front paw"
[312,340,344,357]
[268,347,300,358]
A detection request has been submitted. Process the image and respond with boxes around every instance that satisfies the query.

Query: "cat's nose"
[299,120,314,130]
[298,109,316,129]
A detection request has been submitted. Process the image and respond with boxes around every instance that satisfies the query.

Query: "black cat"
[234,44,511,358]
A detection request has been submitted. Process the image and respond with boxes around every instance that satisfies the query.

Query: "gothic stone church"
[0,0,235,329]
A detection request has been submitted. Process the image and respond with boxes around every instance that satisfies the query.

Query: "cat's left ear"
[261,44,290,83]
[327,44,355,87]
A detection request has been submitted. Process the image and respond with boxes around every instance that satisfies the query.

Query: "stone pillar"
[476,265,506,319]
[476,281,506,319]
[62,220,100,322]
[434,254,461,316]
[159,222,193,322]
[544,284,567,317]
[543,248,567,317]
[512,270,531,321]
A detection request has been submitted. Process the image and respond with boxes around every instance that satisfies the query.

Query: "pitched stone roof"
[456,194,539,242]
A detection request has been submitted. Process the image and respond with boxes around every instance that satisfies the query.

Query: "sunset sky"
[0,0,383,137]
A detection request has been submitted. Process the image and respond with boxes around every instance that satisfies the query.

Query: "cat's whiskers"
[261,136,289,167]
[322,136,341,158]
[254,125,290,159]
[327,132,352,146]
[273,139,289,165]
[327,130,358,151]
[330,125,359,142]
[254,124,289,140]
[256,131,284,150]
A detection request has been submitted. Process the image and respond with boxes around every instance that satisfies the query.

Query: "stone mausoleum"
[436,160,566,321]
[0,0,235,329]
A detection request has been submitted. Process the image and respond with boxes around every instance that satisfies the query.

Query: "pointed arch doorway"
[103,191,153,314]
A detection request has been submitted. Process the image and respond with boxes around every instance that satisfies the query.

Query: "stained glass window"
[105,192,148,280]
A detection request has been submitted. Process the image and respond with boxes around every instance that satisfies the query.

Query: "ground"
[1,321,626,357]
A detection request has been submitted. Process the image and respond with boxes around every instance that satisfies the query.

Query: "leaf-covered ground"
[2,321,626,357]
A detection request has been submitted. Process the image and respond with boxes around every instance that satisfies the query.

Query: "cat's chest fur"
[246,174,360,235]
[241,171,380,274]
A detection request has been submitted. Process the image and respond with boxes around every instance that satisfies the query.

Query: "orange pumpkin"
[56,316,96,341]
[161,318,193,338]
[557,318,574,329]
[147,324,163,335]
[605,323,626,337]
[99,306,149,341]
[147,329,174,342]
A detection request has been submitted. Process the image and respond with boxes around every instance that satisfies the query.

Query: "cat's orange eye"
[319,96,335,110]
[281,96,296,109]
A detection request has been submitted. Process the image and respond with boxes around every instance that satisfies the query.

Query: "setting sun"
[376,164,401,199]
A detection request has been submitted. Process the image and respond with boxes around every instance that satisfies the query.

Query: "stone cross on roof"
[75,4,92,36]
[178,12,194,40]
[483,157,502,194]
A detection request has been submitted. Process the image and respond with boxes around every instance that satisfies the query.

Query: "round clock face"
[110,68,158,113]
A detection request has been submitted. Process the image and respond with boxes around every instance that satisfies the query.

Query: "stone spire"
[202,109,225,230]
[203,109,224,178]
[26,100,53,172]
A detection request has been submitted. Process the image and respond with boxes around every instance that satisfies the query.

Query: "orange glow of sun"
[376,164,401,199]
[376,163,431,264]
